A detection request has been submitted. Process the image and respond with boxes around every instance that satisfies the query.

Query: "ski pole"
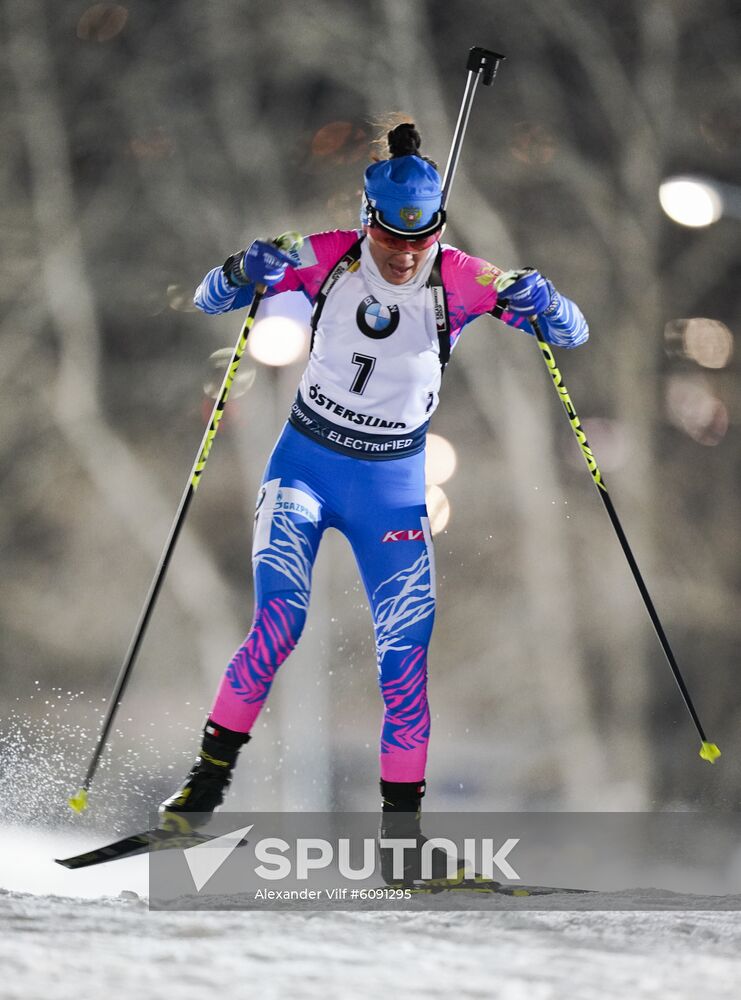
[500,291,720,763]
[68,232,303,813]
[441,46,506,211]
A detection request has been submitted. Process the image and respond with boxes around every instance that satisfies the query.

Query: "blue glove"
[494,267,555,316]
[223,239,295,288]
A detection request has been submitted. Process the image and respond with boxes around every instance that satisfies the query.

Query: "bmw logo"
[356,295,400,339]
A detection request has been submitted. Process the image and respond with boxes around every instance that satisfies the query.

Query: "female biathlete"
[161,123,589,881]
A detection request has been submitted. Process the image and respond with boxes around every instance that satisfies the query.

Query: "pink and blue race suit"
[194,230,588,782]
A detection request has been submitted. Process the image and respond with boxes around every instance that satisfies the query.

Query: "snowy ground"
[3,829,741,1000]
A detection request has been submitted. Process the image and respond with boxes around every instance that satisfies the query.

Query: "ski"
[55,823,214,870]
[56,831,592,899]
[402,878,592,896]
[489,883,592,897]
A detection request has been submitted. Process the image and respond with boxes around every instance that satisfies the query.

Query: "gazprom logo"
[356,295,400,339]
[274,487,320,525]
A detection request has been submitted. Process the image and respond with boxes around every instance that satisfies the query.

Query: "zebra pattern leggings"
[209,422,436,782]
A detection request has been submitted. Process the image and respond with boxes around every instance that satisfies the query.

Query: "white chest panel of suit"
[297,242,442,436]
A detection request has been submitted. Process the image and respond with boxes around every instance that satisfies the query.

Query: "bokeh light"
[425,433,457,485]
[248,316,309,367]
[665,375,729,446]
[203,348,256,400]
[129,129,176,160]
[76,4,129,42]
[664,318,734,370]
[310,122,368,164]
[425,484,450,535]
[659,176,723,227]
[509,121,557,165]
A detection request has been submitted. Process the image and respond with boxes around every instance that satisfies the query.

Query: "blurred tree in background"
[1,0,738,824]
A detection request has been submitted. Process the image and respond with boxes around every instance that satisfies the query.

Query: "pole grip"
[467,46,506,85]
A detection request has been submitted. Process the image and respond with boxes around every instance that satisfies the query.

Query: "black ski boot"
[378,779,467,887]
[159,719,250,830]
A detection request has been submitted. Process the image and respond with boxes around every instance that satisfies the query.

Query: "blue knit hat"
[361,155,445,237]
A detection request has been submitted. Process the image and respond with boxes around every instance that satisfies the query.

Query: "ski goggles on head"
[365,223,442,252]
